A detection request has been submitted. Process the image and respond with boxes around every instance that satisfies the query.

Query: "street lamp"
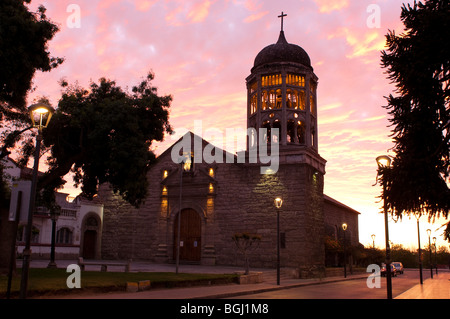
[371,234,376,249]
[342,223,347,278]
[426,229,433,279]
[274,197,283,286]
[376,155,392,299]
[414,212,423,285]
[433,237,437,275]
[20,103,54,299]
[47,207,60,268]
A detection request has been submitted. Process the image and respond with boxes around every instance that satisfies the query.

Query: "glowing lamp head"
[342,223,347,231]
[376,155,391,168]
[28,103,54,131]
[274,197,283,209]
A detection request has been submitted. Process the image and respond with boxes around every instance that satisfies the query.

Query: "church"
[98,19,360,277]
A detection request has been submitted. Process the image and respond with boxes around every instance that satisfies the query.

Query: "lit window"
[276,89,282,108]
[249,81,257,94]
[209,168,214,177]
[310,81,316,114]
[163,170,168,179]
[298,90,306,110]
[269,90,276,108]
[162,186,168,195]
[287,89,298,109]
[287,74,305,87]
[209,183,214,193]
[261,90,269,110]
[182,153,194,171]
[251,93,257,114]
[262,74,282,87]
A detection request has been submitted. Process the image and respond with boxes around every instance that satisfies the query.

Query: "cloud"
[244,11,269,23]
[314,0,349,13]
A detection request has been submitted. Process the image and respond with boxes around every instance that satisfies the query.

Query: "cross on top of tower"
[278,11,287,31]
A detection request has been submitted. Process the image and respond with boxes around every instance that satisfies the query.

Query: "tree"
[232,232,261,275]
[37,73,172,207]
[0,0,63,122]
[379,0,450,239]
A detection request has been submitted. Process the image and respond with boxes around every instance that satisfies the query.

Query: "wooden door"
[173,209,201,261]
[83,230,97,259]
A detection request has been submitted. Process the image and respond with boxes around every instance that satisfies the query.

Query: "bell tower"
[246,14,325,173]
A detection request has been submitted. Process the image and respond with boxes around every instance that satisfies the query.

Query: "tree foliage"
[379,0,450,236]
[39,73,172,207]
[0,0,63,122]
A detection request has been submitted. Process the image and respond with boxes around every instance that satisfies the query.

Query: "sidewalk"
[395,271,450,299]
[25,259,368,299]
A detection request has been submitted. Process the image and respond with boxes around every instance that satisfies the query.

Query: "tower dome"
[246,19,320,161]
[253,31,312,71]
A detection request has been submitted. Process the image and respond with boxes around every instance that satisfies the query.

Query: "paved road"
[226,269,432,299]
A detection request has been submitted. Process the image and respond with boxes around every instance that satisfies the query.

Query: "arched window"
[297,121,306,145]
[17,226,40,243]
[276,89,282,109]
[272,120,281,143]
[287,120,296,143]
[261,90,269,110]
[262,121,271,143]
[268,90,276,109]
[298,90,306,110]
[250,93,257,114]
[287,89,298,109]
[86,217,98,227]
[57,227,73,244]
[310,81,316,114]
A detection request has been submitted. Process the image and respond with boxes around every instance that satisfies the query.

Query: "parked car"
[392,262,404,274]
[381,263,397,277]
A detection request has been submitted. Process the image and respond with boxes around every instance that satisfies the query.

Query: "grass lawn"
[0,268,238,298]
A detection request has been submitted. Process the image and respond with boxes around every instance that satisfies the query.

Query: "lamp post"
[274,197,283,285]
[342,223,347,278]
[371,234,376,249]
[175,158,183,275]
[433,237,437,275]
[376,155,392,299]
[19,103,54,299]
[47,207,60,268]
[414,212,423,285]
[426,229,433,279]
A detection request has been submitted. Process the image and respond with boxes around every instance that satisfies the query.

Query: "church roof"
[323,194,361,215]
[253,31,312,71]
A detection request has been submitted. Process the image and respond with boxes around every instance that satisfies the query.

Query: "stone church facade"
[98,29,360,276]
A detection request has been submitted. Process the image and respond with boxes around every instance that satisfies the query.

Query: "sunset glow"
[26,0,448,249]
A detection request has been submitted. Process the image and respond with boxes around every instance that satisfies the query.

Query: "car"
[392,262,404,274]
[381,263,397,277]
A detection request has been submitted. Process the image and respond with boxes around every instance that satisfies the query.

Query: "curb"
[190,275,368,299]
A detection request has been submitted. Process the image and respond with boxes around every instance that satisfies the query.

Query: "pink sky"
[26,0,448,249]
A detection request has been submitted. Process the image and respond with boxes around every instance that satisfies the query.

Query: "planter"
[235,271,263,284]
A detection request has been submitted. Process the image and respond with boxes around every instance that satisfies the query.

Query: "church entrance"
[173,208,201,262]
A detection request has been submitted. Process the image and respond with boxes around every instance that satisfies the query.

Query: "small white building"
[5,157,104,260]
